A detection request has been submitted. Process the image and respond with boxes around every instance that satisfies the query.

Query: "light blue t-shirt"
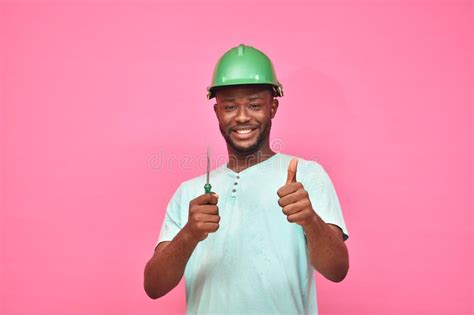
[156,153,349,315]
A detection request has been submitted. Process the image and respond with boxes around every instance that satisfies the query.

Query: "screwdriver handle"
[204,183,212,194]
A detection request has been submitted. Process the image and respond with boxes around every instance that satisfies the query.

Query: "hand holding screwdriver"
[184,193,220,242]
[183,146,219,242]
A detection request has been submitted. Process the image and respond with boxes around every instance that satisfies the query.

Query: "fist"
[277,158,316,227]
[184,193,220,242]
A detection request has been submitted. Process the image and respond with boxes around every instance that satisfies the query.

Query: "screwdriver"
[204,146,212,194]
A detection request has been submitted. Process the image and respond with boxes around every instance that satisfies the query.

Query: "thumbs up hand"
[277,158,317,228]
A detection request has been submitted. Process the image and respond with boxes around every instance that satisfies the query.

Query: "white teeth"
[236,129,252,134]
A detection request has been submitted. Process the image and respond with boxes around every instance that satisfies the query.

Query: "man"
[144,44,349,314]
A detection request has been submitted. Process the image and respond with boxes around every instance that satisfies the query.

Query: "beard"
[219,120,272,155]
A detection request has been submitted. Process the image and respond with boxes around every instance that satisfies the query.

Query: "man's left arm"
[277,158,349,282]
[303,215,349,282]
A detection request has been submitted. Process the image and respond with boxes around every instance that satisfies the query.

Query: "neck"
[226,139,276,173]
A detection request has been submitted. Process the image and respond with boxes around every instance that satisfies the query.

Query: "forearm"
[303,213,349,282]
[144,227,199,299]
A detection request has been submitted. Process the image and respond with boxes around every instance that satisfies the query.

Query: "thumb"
[286,158,298,185]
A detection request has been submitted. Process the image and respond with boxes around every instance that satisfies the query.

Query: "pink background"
[0,1,472,314]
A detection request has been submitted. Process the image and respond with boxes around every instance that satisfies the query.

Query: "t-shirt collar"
[223,152,281,177]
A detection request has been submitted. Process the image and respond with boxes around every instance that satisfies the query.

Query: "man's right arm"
[143,192,220,299]
[143,227,199,299]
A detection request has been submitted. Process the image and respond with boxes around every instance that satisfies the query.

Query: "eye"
[249,104,262,111]
[224,105,237,111]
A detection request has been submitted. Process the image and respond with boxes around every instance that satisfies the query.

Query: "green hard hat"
[207,44,284,99]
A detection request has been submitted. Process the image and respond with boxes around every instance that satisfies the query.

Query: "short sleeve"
[155,184,185,249]
[302,162,349,241]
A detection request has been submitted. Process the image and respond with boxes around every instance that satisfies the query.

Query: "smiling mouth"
[234,128,254,134]
[231,127,258,139]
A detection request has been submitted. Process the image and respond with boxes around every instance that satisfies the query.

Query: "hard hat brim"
[207,83,283,99]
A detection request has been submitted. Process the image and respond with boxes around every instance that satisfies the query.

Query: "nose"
[235,106,251,123]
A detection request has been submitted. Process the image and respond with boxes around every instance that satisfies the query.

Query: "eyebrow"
[222,95,263,102]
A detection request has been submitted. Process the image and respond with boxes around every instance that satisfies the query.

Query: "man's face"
[213,85,279,155]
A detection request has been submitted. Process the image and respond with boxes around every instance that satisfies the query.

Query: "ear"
[213,103,218,117]
[270,98,279,119]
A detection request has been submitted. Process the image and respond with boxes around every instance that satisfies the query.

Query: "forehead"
[215,85,272,101]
